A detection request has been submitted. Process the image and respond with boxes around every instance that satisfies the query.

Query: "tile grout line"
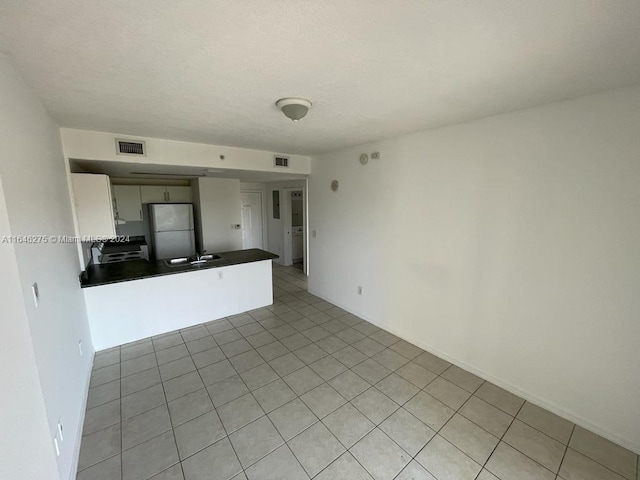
[471,401,526,480]
[272,271,455,479]
[281,288,579,480]
[152,336,184,479]
[235,272,357,477]
[191,325,273,479]
[555,424,576,480]
[304,317,487,479]
[119,345,123,480]
[223,316,346,476]
[151,322,398,477]
[83,267,630,480]
[288,326,465,478]
[380,362,487,479]
[554,415,637,480]
[116,334,209,466]
[272,270,396,478]
[78,268,302,477]
[272,266,428,478]
[322,332,532,480]
[89,278,413,477]
[219,269,315,477]
[275,268,637,480]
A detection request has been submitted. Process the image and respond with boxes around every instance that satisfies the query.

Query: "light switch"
[32,282,39,307]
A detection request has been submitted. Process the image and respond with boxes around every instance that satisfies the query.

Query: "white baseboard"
[308,288,640,455]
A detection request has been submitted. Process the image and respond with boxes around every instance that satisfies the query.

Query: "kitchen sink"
[163,254,223,267]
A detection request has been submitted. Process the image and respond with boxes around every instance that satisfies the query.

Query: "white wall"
[60,128,311,175]
[0,57,94,479]
[0,179,59,480]
[195,177,242,253]
[308,84,640,453]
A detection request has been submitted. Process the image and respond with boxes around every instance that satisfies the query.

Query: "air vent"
[274,155,289,168]
[116,139,146,156]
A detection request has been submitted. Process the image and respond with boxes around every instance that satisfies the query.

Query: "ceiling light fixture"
[276,97,312,122]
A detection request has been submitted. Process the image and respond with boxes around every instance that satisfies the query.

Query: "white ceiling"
[1,1,640,155]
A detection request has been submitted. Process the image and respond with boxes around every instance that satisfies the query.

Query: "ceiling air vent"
[274,155,289,168]
[115,139,146,156]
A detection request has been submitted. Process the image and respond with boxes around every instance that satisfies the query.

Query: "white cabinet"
[71,173,116,238]
[140,186,167,203]
[140,185,192,203]
[112,185,143,221]
[167,186,192,202]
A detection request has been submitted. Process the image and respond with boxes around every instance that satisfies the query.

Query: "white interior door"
[240,192,263,249]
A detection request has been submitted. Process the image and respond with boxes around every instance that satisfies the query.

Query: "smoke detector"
[276,98,312,122]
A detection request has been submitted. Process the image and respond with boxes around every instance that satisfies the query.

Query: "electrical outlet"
[218,271,223,280]
[357,286,363,295]
[231,224,241,230]
[78,340,83,357]
[312,230,317,239]
[371,152,380,160]
[31,282,39,307]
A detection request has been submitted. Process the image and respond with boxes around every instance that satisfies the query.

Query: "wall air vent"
[115,139,146,156]
[274,155,290,168]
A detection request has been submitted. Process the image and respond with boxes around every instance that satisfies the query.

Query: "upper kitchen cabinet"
[140,185,167,203]
[112,185,143,221]
[71,173,117,238]
[140,185,192,203]
[166,186,192,202]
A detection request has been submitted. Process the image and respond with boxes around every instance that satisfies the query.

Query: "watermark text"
[1,235,131,244]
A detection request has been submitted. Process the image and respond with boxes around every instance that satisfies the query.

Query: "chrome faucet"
[191,252,207,264]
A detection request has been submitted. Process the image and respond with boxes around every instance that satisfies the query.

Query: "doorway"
[290,191,304,270]
[282,187,306,272]
[240,191,264,249]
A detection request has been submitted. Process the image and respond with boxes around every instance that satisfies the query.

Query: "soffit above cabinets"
[70,159,308,184]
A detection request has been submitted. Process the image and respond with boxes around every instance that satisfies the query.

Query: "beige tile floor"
[77,263,639,480]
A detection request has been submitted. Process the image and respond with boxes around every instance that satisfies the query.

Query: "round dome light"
[276,97,312,122]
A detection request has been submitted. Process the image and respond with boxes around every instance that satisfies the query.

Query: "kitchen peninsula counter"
[81,249,278,350]
[80,248,278,287]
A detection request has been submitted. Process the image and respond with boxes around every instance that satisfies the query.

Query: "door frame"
[281,184,308,274]
[240,189,267,250]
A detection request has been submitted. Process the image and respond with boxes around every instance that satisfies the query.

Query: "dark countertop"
[80,248,279,288]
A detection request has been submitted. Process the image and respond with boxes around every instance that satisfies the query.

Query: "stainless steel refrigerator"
[149,203,196,259]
